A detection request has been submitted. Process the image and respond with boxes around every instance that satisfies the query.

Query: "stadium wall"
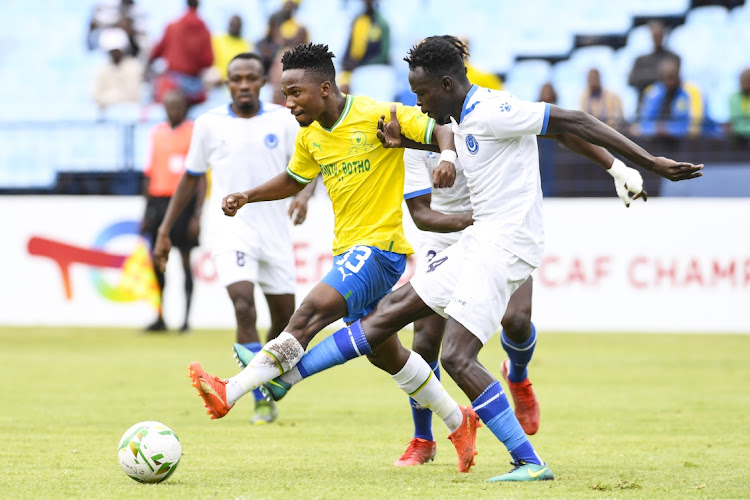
[2,196,748,333]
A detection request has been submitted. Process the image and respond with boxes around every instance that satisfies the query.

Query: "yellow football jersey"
[287,94,435,255]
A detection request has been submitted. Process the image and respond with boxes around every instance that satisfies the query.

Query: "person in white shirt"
[367,35,702,482]
[92,27,144,110]
[395,108,660,466]
[152,52,315,425]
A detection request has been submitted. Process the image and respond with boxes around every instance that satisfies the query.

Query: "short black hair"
[281,43,336,82]
[404,35,469,82]
[228,52,265,74]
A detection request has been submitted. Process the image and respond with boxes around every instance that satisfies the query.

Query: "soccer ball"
[117,421,182,483]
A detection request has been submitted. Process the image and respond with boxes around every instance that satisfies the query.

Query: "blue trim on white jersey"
[185,169,204,176]
[227,101,264,118]
[460,84,480,122]
[404,187,431,200]
[540,102,551,134]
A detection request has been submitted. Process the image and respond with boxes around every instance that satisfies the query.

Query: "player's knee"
[412,326,441,363]
[501,309,531,344]
[233,296,257,324]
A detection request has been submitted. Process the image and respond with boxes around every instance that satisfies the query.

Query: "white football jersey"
[403,149,472,215]
[449,85,550,267]
[185,102,299,254]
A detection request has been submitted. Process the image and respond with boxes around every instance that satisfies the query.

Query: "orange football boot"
[447,406,481,472]
[188,362,233,419]
[501,358,540,435]
[393,438,437,466]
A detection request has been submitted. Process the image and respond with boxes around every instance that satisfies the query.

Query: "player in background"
[153,53,315,425]
[187,43,485,473]
[224,36,702,482]
[140,90,203,333]
[394,131,647,466]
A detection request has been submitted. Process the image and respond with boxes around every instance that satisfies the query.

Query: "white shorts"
[212,246,296,295]
[410,226,535,345]
[415,231,461,270]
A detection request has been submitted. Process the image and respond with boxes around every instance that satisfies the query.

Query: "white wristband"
[439,150,457,164]
[606,158,628,180]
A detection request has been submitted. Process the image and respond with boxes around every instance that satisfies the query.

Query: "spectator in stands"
[628,20,680,111]
[92,28,144,111]
[207,15,251,87]
[339,0,391,94]
[269,0,308,48]
[729,68,750,141]
[254,1,309,104]
[88,0,147,58]
[635,58,706,138]
[580,68,624,129]
[214,16,250,78]
[141,90,204,332]
[148,0,213,106]
[539,82,558,104]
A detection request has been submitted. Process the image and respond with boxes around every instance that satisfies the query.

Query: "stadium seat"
[685,5,729,27]
[350,64,397,102]
[504,60,552,103]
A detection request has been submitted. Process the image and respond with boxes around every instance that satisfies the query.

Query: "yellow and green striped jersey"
[287,94,435,255]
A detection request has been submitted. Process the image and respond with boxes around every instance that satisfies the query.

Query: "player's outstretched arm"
[544,105,704,181]
[154,172,203,272]
[223,171,307,216]
[406,193,473,233]
[542,132,647,207]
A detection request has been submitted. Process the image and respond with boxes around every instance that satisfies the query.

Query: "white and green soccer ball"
[117,421,181,483]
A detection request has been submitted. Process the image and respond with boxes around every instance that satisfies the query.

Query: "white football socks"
[225,332,305,406]
[392,351,464,433]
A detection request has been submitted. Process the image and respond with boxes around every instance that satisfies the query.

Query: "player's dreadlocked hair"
[281,43,337,82]
[404,35,470,82]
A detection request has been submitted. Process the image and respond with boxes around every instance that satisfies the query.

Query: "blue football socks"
[472,380,542,465]
[242,342,264,401]
[296,320,372,379]
[501,322,537,383]
[411,360,440,441]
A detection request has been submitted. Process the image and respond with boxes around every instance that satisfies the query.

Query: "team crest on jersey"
[466,134,479,155]
[499,102,511,112]
[264,133,279,149]
[348,131,375,154]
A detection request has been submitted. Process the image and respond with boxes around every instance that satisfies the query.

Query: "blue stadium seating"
[1,0,747,189]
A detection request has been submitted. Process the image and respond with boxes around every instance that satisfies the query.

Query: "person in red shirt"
[141,90,204,332]
[149,0,213,105]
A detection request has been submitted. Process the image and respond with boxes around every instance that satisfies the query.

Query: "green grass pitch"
[2,326,749,499]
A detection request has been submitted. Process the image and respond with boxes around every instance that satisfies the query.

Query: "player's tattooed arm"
[223,171,306,216]
[544,105,703,182]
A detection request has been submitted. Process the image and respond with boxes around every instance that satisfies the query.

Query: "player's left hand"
[433,160,456,188]
[288,194,311,225]
[607,159,647,207]
[377,105,402,148]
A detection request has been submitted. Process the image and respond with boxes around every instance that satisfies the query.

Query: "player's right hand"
[222,192,248,216]
[377,105,402,148]
[153,233,172,273]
